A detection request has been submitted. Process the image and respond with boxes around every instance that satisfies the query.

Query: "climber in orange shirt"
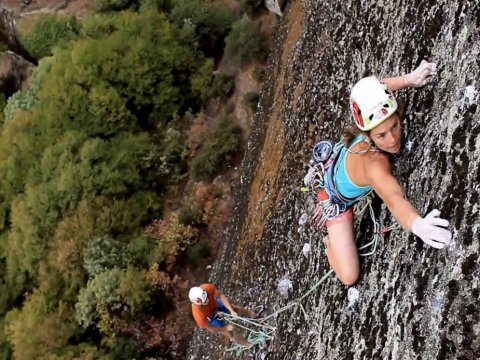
[189,283,256,347]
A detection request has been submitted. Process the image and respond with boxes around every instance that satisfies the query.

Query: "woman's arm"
[366,158,419,230]
[366,158,452,248]
[383,60,437,92]
[383,75,410,92]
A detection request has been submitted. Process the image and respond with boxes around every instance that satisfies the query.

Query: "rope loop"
[228,184,399,354]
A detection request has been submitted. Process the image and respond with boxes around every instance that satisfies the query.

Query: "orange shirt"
[191,283,218,328]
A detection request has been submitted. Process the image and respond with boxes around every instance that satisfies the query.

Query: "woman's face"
[369,113,402,154]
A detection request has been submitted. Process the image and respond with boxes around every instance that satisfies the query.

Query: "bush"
[178,205,203,226]
[225,102,235,114]
[3,91,36,124]
[148,127,187,184]
[186,239,211,264]
[210,73,235,102]
[21,14,79,59]
[127,234,162,267]
[0,94,6,124]
[95,0,135,12]
[190,59,214,103]
[80,13,122,39]
[3,58,52,123]
[253,66,266,82]
[83,235,130,278]
[117,266,152,315]
[239,0,264,17]
[140,0,172,12]
[225,20,268,66]
[169,0,238,58]
[243,91,260,110]
[191,116,242,180]
[108,337,142,360]
[145,212,198,254]
[75,268,124,329]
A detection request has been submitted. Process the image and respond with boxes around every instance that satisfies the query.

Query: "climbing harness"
[304,139,374,227]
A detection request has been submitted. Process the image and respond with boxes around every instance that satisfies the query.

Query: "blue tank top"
[327,135,373,202]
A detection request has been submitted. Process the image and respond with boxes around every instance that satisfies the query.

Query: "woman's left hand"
[411,209,452,249]
[405,60,437,88]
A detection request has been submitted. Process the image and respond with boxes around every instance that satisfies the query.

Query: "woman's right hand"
[411,209,452,249]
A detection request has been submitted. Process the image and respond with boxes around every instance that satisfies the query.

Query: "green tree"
[147,127,187,184]
[209,73,235,102]
[0,93,6,124]
[117,266,152,315]
[75,267,153,330]
[80,13,123,39]
[169,0,238,58]
[20,14,79,59]
[0,7,221,359]
[191,116,242,180]
[225,19,268,66]
[41,11,210,128]
[108,337,142,360]
[75,268,123,329]
[191,58,214,103]
[5,292,79,360]
[127,234,161,267]
[84,236,130,278]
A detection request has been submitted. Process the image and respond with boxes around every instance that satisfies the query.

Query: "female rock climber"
[314,61,452,285]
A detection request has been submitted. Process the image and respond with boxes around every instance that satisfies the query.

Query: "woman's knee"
[337,270,359,286]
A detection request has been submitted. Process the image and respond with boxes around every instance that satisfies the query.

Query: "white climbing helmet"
[189,286,208,305]
[350,76,398,131]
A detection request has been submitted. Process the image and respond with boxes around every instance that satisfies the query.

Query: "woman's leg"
[325,218,360,285]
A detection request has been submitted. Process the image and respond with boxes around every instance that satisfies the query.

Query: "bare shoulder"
[364,152,392,180]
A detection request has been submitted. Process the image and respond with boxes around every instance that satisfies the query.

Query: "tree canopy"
[0,1,249,357]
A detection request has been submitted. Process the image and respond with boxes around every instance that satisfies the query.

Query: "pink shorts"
[316,189,354,228]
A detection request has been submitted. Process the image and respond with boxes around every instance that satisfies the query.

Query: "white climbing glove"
[405,60,437,88]
[411,209,452,249]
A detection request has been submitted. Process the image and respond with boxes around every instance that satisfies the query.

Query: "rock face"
[187,0,479,359]
[265,0,286,16]
[0,8,35,64]
[0,51,33,96]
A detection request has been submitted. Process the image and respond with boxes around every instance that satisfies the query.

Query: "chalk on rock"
[347,287,360,308]
[464,85,477,106]
[277,277,293,298]
[431,296,444,312]
[298,213,309,226]
[302,243,311,257]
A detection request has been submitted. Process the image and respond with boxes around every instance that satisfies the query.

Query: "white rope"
[225,188,399,354]
[224,269,335,355]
